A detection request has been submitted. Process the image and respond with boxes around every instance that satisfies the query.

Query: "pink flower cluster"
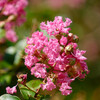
[40,16,72,36]
[24,16,89,96]
[0,0,28,42]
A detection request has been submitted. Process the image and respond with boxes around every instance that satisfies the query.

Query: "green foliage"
[19,80,42,99]
[20,87,35,99]
[0,94,20,100]
[0,28,5,39]
[26,80,42,92]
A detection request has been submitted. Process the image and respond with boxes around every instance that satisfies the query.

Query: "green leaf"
[19,84,35,100]
[0,74,12,84]
[0,28,5,39]
[20,88,35,99]
[0,94,20,100]
[14,50,22,65]
[26,80,42,92]
[19,80,42,99]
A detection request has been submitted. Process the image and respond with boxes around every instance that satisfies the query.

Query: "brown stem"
[0,15,16,28]
[34,87,41,99]
[24,84,37,93]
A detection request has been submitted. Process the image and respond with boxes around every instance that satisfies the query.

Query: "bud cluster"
[24,16,89,96]
[0,0,28,42]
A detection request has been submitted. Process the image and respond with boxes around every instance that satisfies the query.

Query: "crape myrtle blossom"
[6,85,17,94]
[0,0,28,42]
[24,16,89,96]
[41,77,56,91]
[40,16,72,36]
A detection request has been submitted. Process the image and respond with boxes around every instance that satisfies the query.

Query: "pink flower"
[31,63,48,78]
[43,38,60,60]
[25,55,38,68]
[0,0,7,10]
[40,16,72,36]
[26,37,34,45]
[54,56,67,71]
[16,0,28,10]
[0,0,28,42]
[6,86,17,94]
[74,49,87,60]
[59,83,72,96]
[57,72,74,85]
[3,4,17,15]
[41,78,56,91]
[6,30,18,42]
[5,22,15,30]
[60,36,67,46]
[25,45,36,55]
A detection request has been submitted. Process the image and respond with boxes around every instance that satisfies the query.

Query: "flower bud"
[60,46,64,53]
[17,74,27,84]
[65,44,73,53]
[68,33,73,40]
[73,35,79,43]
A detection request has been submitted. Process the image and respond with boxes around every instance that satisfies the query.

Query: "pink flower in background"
[0,0,28,42]
[6,86,17,94]
[0,0,7,10]
[3,4,17,15]
[6,30,18,42]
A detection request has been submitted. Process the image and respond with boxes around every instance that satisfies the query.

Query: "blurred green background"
[0,0,100,100]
